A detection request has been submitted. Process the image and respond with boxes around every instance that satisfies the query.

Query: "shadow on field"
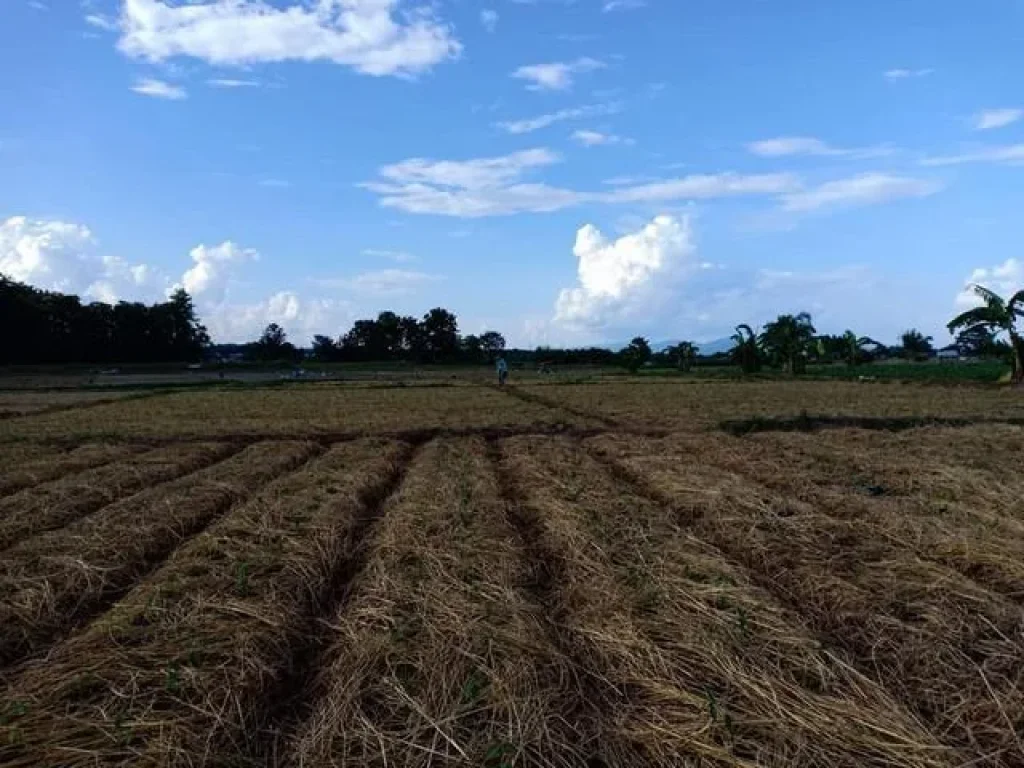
[720,413,1024,435]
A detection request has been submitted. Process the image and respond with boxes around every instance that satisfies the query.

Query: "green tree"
[479,331,507,361]
[311,334,337,361]
[422,307,459,361]
[730,324,761,373]
[899,329,934,361]
[759,313,816,374]
[667,341,698,372]
[249,323,297,361]
[841,330,876,367]
[622,336,652,372]
[948,284,1024,382]
[461,334,483,362]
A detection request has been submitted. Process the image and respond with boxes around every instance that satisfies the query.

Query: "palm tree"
[948,284,1024,382]
[730,325,761,373]
[842,330,877,366]
[668,341,698,372]
[759,312,816,374]
[899,329,934,361]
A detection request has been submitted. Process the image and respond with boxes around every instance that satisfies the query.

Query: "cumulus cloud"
[972,108,1022,131]
[362,149,798,217]
[779,173,941,213]
[480,9,498,32]
[554,215,696,328]
[747,136,894,159]
[922,144,1024,167]
[131,77,187,99]
[511,57,604,91]
[571,129,633,147]
[117,0,461,78]
[204,291,355,343]
[0,216,163,302]
[496,102,621,134]
[955,258,1024,308]
[181,241,259,303]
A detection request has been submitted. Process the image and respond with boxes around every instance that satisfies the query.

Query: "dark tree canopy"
[0,275,208,364]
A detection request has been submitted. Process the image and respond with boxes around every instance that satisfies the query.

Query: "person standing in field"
[496,355,509,386]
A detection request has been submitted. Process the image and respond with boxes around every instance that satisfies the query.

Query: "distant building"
[937,345,960,360]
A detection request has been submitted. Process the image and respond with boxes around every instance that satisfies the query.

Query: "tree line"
[0,276,209,365]
[3,272,1021,382]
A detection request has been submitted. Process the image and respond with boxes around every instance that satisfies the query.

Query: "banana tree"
[948,284,1024,382]
[730,325,761,373]
[668,341,698,372]
[842,330,877,366]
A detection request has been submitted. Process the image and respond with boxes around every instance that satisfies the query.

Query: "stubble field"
[0,377,1022,767]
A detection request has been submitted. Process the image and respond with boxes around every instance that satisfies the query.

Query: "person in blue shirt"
[496,355,509,386]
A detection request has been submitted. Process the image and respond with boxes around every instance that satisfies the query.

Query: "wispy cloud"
[480,9,499,33]
[258,178,290,188]
[131,78,187,100]
[571,129,634,147]
[362,148,798,217]
[496,102,621,134]
[884,68,933,80]
[747,136,895,159]
[603,0,646,10]
[779,173,941,212]
[84,13,116,30]
[318,269,441,296]
[208,78,261,88]
[921,144,1024,166]
[362,248,417,264]
[972,108,1023,131]
[512,57,604,91]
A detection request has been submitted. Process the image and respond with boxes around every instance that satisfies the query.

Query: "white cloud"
[972,108,1023,131]
[747,136,894,159]
[204,291,355,343]
[480,9,498,33]
[603,0,646,10]
[512,57,604,91]
[571,129,633,147]
[117,0,461,78]
[921,144,1024,167]
[85,13,117,30]
[181,241,259,302]
[362,148,797,217]
[131,77,187,99]
[884,68,933,80]
[496,102,621,134]
[28,1,48,10]
[955,258,1024,308]
[779,173,941,213]
[325,268,441,296]
[258,178,291,188]
[0,216,164,302]
[208,77,261,88]
[555,214,696,328]
[363,248,416,263]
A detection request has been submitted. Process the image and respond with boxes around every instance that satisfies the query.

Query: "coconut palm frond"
[947,305,1002,333]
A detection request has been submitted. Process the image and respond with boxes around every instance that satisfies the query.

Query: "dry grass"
[0,443,139,496]
[501,436,953,767]
[0,385,586,440]
[290,438,573,768]
[587,431,1024,764]
[0,439,406,768]
[0,390,144,417]
[521,379,1024,431]
[0,442,236,550]
[0,441,317,668]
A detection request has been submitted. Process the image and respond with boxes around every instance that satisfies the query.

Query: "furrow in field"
[496,437,952,768]
[0,442,239,551]
[0,443,142,497]
[496,383,619,428]
[0,439,409,768]
[586,432,1024,765]
[0,440,319,670]
[286,438,579,768]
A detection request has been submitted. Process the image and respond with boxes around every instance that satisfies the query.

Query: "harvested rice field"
[0,378,1022,767]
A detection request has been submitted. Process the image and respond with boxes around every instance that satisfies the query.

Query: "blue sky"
[2,0,1023,347]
